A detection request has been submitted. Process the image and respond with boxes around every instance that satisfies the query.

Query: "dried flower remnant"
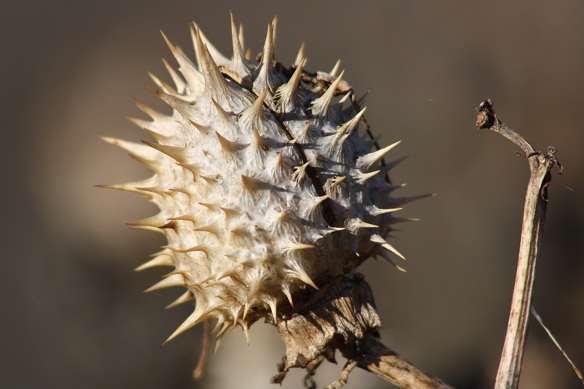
[102,13,428,386]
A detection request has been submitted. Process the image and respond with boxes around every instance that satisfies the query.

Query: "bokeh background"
[2,1,583,388]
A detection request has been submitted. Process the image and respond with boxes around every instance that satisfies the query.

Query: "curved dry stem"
[354,334,454,389]
[475,99,561,389]
[273,273,454,389]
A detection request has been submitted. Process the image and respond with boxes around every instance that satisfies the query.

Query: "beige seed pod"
[103,12,424,380]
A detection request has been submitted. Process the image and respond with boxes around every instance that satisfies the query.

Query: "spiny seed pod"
[103,13,423,374]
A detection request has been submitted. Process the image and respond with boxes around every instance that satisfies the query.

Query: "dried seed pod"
[104,12,420,371]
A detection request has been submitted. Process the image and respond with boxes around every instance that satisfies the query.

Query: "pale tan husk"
[104,14,420,347]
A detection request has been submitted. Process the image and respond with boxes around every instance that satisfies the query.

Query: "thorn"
[100,136,158,160]
[340,107,366,136]
[193,224,221,236]
[245,268,266,306]
[191,22,229,66]
[251,128,268,151]
[347,219,379,233]
[253,23,279,94]
[275,58,306,111]
[266,296,278,322]
[377,250,407,272]
[135,185,166,196]
[177,161,201,178]
[166,291,194,309]
[132,97,165,121]
[197,202,220,211]
[338,91,352,105]
[162,58,187,93]
[141,127,174,144]
[144,85,195,121]
[211,317,225,334]
[286,260,318,290]
[95,180,153,195]
[192,25,231,99]
[291,161,310,184]
[188,119,212,134]
[242,302,251,321]
[281,242,316,254]
[213,322,230,354]
[314,193,331,205]
[353,169,381,185]
[231,306,241,329]
[271,15,278,44]
[356,141,402,170]
[179,244,212,256]
[211,98,236,129]
[241,175,266,191]
[126,213,166,228]
[329,59,341,77]
[215,130,248,154]
[270,151,286,181]
[282,285,294,307]
[297,122,312,143]
[242,321,251,345]
[239,88,268,131]
[148,71,179,96]
[369,207,402,216]
[144,273,185,293]
[164,302,217,344]
[294,42,306,67]
[370,234,406,260]
[229,12,252,78]
[326,108,366,154]
[168,214,197,223]
[220,206,241,217]
[142,140,187,162]
[135,253,174,271]
[160,30,203,94]
[310,70,345,118]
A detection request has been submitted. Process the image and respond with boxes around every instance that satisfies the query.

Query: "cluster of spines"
[103,13,426,346]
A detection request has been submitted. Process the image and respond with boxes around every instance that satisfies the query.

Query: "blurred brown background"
[2,1,583,388]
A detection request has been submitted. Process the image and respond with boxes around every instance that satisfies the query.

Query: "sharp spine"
[160,31,204,94]
[162,58,187,93]
[135,253,175,271]
[166,291,194,309]
[230,12,252,78]
[275,58,306,112]
[253,23,278,94]
[329,60,341,77]
[191,23,229,67]
[193,25,232,101]
[310,70,344,118]
[165,301,219,343]
[356,141,402,170]
[145,273,185,292]
[294,42,305,66]
[370,234,406,260]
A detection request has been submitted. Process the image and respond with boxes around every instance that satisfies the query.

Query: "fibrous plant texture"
[104,14,423,382]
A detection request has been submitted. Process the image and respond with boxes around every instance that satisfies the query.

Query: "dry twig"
[475,99,561,389]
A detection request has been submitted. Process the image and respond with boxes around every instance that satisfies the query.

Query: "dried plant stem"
[273,274,454,389]
[354,334,454,389]
[475,100,561,389]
